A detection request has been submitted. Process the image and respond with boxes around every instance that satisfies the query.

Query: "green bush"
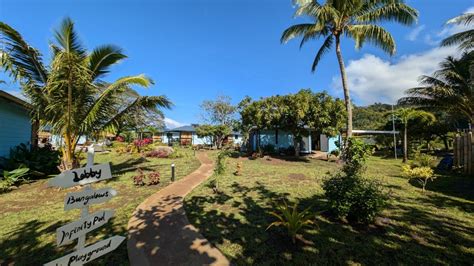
[261,144,276,155]
[323,174,387,224]
[1,167,29,193]
[323,137,387,224]
[0,143,60,178]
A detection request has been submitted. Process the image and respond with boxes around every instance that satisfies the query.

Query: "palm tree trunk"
[403,124,408,163]
[335,35,353,140]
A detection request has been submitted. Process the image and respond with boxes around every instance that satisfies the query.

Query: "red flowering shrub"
[147,171,160,185]
[145,150,168,158]
[115,136,125,142]
[132,169,146,186]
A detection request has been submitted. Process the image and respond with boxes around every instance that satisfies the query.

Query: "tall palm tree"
[393,108,435,163]
[398,52,473,124]
[281,0,418,138]
[441,12,474,51]
[0,18,171,169]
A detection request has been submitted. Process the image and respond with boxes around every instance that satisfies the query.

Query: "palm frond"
[53,17,86,56]
[0,22,48,84]
[440,29,474,50]
[311,35,333,72]
[88,45,127,80]
[281,24,318,44]
[346,24,396,55]
[356,3,418,25]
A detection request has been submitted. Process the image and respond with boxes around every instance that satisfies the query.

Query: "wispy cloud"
[331,46,458,105]
[405,25,425,41]
[163,117,186,129]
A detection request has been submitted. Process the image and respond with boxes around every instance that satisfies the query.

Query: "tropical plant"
[341,138,373,176]
[0,18,171,170]
[402,165,435,192]
[392,108,435,163]
[441,11,474,51]
[399,52,474,124]
[281,0,418,138]
[1,167,29,192]
[0,143,60,177]
[266,200,314,244]
[132,168,146,186]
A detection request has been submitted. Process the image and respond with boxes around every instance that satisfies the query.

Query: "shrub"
[1,167,29,193]
[115,136,125,142]
[266,200,314,244]
[323,174,387,224]
[261,144,276,154]
[0,143,60,178]
[147,171,160,185]
[132,169,146,186]
[145,150,168,158]
[323,137,387,224]
[342,138,373,176]
[413,152,436,168]
[402,165,435,192]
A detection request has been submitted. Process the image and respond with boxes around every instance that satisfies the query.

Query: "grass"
[184,155,474,265]
[0,145,200,265]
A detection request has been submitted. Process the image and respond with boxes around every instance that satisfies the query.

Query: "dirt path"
[127,151,229,266]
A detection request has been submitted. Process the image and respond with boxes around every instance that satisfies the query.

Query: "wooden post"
[75,146,94,252]
[464,133,469,173]
[469,131,473,175]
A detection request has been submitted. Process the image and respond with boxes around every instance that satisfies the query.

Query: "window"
[235,135,239,139]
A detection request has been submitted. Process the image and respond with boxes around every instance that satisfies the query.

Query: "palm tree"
[281,0,418,138]
[398,52,473,124]
[441,12,474,51]
[393,108,435,163]
[0,18,171,169]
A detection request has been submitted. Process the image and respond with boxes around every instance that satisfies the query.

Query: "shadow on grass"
[0,220,64,265]
[184,181,474,265]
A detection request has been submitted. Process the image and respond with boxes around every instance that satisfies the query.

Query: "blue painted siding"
[0,98,32,157]
[328,136,339,153]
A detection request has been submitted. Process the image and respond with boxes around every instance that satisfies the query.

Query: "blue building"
[159,125,243,146]
[0,90,36,157]
[249,128,339,154]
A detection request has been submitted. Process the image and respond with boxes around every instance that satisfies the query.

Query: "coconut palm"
[0,18,171,169]
[398,52,473,124]
[393,108,435,163]
[281,0,418,138]
[441,12,474,51]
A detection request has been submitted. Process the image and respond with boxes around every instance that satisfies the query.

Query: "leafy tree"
[281,0,418,138]
[200,95,236,127]
[195,124,231,149]
[399,52,474,124]
[240,89,345,156]
[0,18,171,169]
[441,12,474,52]
[353,103,392,130]
[393,108,435,163]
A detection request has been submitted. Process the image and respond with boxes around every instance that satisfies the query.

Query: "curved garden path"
[127,151,230,266]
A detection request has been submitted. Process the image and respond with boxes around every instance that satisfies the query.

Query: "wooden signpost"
[45,147,124,266]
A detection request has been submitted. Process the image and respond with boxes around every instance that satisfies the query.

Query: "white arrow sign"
[64,187,117,211]
[44,235,125,266]
[48,163,112,188]
[56,210,114,246]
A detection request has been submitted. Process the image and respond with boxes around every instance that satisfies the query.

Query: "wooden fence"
[454,131,474,175]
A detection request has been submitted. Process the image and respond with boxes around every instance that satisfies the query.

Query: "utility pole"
[392,105,397,160]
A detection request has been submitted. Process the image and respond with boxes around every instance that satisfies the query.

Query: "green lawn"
[184,155,474,265]
[0,146,200,265]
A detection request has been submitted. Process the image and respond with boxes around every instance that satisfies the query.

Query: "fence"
[454,131,474,175]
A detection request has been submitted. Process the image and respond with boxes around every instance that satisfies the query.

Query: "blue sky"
[1,0,472,128]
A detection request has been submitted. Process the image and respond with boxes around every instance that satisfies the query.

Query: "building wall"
[0,98,32,157]
[251,129,312,153]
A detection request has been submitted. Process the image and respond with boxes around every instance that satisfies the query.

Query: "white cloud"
[406,25,425,41]
[331,46,458,105]
[163,117,185,129]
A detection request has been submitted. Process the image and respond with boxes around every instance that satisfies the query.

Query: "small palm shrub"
[1,167,29,192]
[0,143,60,177]
[266,200,314,244]
[323,138,387,224]
[402,165,435,192]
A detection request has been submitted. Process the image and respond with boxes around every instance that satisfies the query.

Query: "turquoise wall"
[0,98,32,157]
